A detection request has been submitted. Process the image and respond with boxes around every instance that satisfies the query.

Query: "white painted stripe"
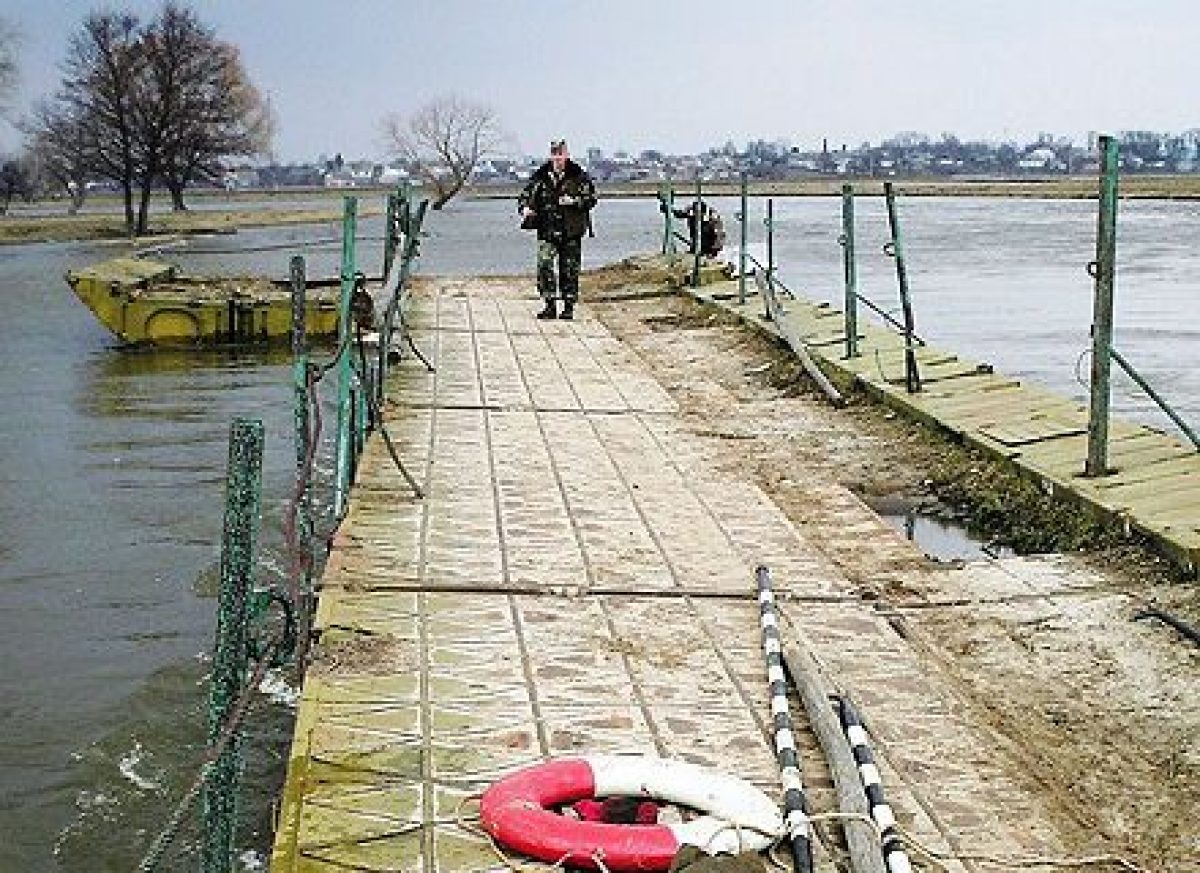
[775,728,797,751]
[872,803,896,830]
[758,589,774,604]
[767,665,786,685]
[858,762,882,788]
[885,850,913,873]
[845,724,870,748]
[761,613,778,628]
[781,773,804,795]
[764,637,782,654]
[784,809,811,839]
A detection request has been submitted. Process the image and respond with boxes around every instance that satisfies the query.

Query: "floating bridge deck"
[270,276,1082,872]
[686,276,1200,576]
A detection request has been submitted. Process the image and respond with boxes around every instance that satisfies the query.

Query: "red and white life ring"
[479,756,783,872]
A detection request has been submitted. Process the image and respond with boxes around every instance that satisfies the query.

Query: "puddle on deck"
[881,509,1015,562]
[863,492,1016,562]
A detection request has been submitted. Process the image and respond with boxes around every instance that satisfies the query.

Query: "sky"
[2,0,1199,162]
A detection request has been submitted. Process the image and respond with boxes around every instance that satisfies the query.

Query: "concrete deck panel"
[273,277,1087,872]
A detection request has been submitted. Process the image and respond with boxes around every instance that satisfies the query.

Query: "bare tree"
[132,3,271,224]
[58,11,144,233]
[0,154,31,213]
[38,4,273,235]
[158,42,275,211]
[0,16,19,120]
[24,100,92,212]
[383,96,501,209]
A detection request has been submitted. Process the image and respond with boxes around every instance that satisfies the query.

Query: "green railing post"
[334,197,358,519]
[691,177,702,287]
[840,184,859,358]
[289,257,312,661]
[202,417,264,873]
[660,182,673,255]
[1086,135,1119,477]
[738,173,748,305]
[398,181,412,236]
[883,182,921,393]
[384,193,398,276]
[348,387,361,483]
[764,198,775,319]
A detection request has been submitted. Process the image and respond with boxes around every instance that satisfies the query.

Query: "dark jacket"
[668,202,724,257]
[518,159,597,241]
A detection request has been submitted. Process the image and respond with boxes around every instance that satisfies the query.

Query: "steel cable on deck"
[353,325,424,497]
[281,361,326,663]
[280,303,424,637]
[1133,606,1200,647]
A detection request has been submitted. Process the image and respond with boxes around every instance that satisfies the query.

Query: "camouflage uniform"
[518,159,597,307]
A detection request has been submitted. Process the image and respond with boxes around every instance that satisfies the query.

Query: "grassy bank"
[0,201,383,246]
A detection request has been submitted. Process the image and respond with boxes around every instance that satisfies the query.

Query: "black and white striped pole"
[755,565,814,873]
[835,696,912,873]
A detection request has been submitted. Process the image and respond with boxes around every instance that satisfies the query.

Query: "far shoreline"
[3,174,1198,246]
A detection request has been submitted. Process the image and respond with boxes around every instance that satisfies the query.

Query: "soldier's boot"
[536,299,557,320]
[559,300,575,321]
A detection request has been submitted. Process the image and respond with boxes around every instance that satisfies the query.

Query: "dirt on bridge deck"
[583,259,1199,872]
[273,263,1197,873]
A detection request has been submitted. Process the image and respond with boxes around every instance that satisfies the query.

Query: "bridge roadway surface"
[271,277,1081,872]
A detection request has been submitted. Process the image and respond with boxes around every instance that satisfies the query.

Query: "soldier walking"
[518,140,597,320]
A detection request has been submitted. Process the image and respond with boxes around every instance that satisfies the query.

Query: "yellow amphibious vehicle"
[66,257,341,347]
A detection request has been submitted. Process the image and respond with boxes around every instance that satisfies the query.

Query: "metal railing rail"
[1109,346,1200,450]
[851,290,927,347]
[756,269,845,407]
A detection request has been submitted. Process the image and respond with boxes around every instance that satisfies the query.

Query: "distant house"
[1018,147,1063,172]
[346,161,376,184]
[378,165,410,185]
[259,164,324,188]
[223,167,261,190]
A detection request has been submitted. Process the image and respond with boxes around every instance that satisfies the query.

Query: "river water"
[0,195,1196,870]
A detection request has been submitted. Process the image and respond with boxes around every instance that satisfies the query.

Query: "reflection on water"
[0,195,1197,869]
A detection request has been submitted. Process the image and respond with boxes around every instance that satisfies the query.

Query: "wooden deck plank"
[684,276,1199,577]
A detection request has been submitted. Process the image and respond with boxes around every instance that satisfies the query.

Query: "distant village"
[228,129,1200,191]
